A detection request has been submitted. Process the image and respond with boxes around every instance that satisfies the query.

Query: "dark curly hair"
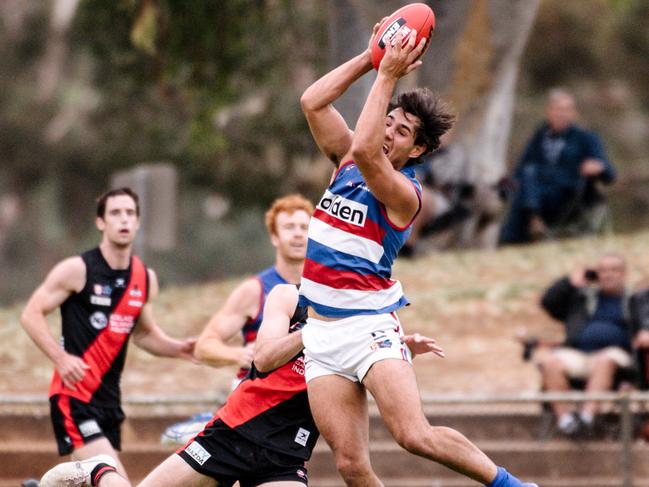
[388,88,455,166]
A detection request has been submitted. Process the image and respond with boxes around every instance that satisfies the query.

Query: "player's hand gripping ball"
[371,3,436,70]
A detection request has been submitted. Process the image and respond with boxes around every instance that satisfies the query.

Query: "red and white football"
[370,3,436,70]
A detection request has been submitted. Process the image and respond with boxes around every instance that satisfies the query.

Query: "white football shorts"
[302,312,412,383]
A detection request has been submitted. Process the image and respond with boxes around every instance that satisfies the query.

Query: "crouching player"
[40,284,445,487]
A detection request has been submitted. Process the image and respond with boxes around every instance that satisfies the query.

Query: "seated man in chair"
[536,253,649,437]
[499,88,615,244]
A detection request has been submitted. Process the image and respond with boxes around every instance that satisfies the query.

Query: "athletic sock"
[90,463,117,487]
[487,466,524,487]
[580,411,594,425]
[557,412,579,434]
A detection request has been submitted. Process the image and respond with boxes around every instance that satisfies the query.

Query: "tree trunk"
[37,0,80,102]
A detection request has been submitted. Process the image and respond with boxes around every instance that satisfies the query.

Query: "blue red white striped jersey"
[299,160,421,318]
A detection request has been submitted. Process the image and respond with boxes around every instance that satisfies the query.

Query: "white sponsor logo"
[129,287,142,297]
[90,311,108,330]
[317,191,368,227]
[185,441,211,465]
[128,300,143,308]
[90,295,111,306]
[294,427,311,447]
[78,419,101,438]
[109,313,135,334]
[379,18,408,48]
[292,356,305,376]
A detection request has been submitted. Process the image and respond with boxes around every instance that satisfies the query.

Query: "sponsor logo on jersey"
[128,300,144,308]
[292,356,305,376]
[114,278,126,288]
[93,284,112,296]
[129,285,142,298]
[185,441,211,465]
[317,191,368,227]
[90,311,108,330]
[294,427,311,447]
[109,313,135,334]
[90,295,111,306]
[78,419,101,438]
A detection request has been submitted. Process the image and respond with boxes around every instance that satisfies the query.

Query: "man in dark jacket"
[500,89,615,244]
[537,253,649,436]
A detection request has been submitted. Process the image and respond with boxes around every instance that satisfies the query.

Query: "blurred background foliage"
[1,0,648,304]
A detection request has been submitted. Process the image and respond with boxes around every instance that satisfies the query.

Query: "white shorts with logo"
[302,312,412,383]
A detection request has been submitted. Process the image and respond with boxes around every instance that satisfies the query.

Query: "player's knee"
[334,450,372,481]
[392,425,431,456]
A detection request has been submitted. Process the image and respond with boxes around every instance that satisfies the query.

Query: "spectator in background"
[536,253,649,437]
[500,88,615,244]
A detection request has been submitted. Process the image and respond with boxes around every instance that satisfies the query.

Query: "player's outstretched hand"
[402,333,445,359]
[379,28,426,79]
[55,352,90,390]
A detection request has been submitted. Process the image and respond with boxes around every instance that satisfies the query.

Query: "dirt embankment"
[3,231,649,398]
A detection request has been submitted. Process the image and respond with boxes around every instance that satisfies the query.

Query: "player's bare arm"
[351,28,427,227]
[194,277,262,368]
[254,284,303,372]
[300,20,386,165]
[131,269,196,361]
[21,257,89,390]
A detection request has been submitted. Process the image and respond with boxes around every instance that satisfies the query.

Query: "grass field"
[3,230,649,398]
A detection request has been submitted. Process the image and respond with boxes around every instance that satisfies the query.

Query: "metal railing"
[2,391,648,486]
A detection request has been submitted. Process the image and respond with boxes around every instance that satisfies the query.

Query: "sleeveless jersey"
[213,304,318,460]
[49,247,149,408]
[236,266,287,379]
[299,161,421,317]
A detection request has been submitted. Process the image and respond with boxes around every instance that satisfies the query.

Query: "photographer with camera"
[535,253,649,437]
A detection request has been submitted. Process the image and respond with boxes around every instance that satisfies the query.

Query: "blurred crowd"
[402,87,616,257]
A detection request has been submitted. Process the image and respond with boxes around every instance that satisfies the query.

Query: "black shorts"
[177,419,309,487]
[50,394,125,456]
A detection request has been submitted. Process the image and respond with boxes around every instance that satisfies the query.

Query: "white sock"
[558,413,576,430]
[580,411,594,425]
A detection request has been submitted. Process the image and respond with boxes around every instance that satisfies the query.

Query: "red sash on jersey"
[49,256,148,402]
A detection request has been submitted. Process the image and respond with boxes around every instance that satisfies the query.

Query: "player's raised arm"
[21,257,89,390]
[351,29,427,227]
[300,20,386,165]
[254,284,303,372]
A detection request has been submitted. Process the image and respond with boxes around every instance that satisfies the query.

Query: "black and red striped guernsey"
[49,247,149,408]
[212,304,318,459]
